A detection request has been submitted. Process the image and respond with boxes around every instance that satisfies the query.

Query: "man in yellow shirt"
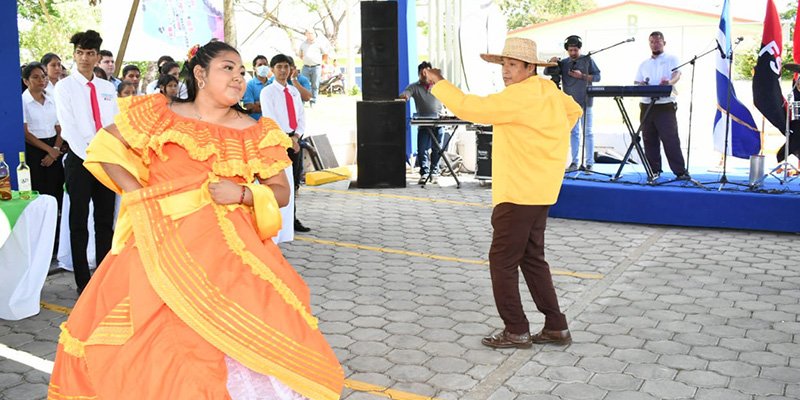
[426,37,582,349]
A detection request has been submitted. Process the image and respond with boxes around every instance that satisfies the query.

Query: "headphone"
[564,35,582,50]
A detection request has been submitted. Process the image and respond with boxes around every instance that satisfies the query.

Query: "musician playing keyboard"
[400,61,444,185]
[634,31,690,181]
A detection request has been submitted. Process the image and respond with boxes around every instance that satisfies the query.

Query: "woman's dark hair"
[40,53,61,67]
[22,62,46,81]
[93,66,108,80]
[117,81,137,96]
[157,74,178,90]
[122,64,140,77]
[157,55,175,67]
[159,61,180,75]
[177,40,246,113]
[70,30,103,52]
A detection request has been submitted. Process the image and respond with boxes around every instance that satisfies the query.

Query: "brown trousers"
[489,203,568,334]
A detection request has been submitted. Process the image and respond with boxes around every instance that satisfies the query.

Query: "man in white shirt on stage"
[54,30,118,295]
[260,54,311,233]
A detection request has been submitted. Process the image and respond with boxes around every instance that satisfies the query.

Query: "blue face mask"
[256,65,270,78]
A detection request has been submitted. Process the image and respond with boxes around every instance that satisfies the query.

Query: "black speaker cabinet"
[361,1,398,101]
[475,126,493,180]
[357,101,406,188]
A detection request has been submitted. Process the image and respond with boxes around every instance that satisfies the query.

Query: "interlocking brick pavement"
[2,175,798,399]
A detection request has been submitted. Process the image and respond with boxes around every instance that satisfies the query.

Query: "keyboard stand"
[612,96,658,183]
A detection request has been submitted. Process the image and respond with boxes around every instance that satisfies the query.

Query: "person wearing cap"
[425,37,582,349]
[545,35,601,172]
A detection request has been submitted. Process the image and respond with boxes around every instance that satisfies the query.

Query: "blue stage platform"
[549,164,800,233]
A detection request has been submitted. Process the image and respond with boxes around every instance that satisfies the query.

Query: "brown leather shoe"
[481,329,532,349]
[531,328,572,345]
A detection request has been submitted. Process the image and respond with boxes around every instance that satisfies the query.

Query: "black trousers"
[63,151,116,291]
[640,103,686,175]
[25,138,64,210]
[288,147,303,222]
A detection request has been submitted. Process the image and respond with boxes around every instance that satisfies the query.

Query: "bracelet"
[239,185,247,205]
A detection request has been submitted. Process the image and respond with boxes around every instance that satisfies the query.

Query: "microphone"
[626,37,635,43]
[716,41,727,59]
[735,36,744,44]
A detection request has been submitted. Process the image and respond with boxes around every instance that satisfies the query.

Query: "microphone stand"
[656,48,715,189]
[567,38,633,180]
[752,89,800,186]
[701,40,749,190]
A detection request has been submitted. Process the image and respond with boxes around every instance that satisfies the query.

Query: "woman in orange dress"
[48,41,344,400]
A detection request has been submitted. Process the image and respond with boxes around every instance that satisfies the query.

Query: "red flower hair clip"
[187,44,200,62]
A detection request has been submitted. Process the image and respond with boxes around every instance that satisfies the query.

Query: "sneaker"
[650,172,661,181]
[430,175,438,184]
[417,176,427,185]
[675,173,691,181]
[565,163,578,173]
[585,164,593,171]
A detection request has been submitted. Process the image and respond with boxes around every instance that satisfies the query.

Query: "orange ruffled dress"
[48,95,344,400]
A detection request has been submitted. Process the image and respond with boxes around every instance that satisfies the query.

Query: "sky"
[594,0,784,20]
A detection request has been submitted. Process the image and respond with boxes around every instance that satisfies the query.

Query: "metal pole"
[115,0,141,76]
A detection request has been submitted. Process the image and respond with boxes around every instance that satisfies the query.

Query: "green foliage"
[498,0,596,30]
[417,20,429,36]
[17,0,59,21]
[18,0,101,64]
[736,1,796,81]
[348,84,359,96]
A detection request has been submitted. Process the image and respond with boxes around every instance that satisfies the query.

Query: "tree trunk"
[224,0,237,47]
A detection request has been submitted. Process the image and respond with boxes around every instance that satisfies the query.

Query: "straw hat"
[480,37,556,67]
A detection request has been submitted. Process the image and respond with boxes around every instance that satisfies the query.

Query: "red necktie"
[87,81,103,131]
[284,87,298,131]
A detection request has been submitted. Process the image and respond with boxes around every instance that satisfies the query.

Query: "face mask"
[256,65,270,78]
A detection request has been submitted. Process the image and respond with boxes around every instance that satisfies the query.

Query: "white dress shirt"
[54,72,118,160]
[22,89,59,139]
[260,81,305,135]
[635,52,679,104]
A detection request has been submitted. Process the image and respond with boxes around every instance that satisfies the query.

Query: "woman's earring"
[198,80,206,89]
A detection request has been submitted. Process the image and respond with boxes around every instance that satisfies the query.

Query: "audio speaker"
[357,101,406,188]
[360,1,398,101]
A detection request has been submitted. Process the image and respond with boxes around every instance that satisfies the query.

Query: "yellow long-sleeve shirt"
[431,76,582,206]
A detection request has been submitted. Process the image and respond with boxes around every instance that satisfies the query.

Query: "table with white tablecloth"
[0,195,58,320]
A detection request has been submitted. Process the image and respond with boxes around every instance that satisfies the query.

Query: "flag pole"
[115,0,140,77]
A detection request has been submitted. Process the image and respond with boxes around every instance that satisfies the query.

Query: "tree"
[736,1,795,80]
[18,0,100,63]
[235,0,357,50]
[17,0,59,20]
[498,0,596,30]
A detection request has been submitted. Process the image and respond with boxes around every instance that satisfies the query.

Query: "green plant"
[349,85,360,96]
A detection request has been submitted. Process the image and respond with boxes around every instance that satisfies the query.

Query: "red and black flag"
[753,0,800,161]
[753,0,784,131]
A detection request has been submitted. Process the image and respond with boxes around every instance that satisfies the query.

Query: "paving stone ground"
[1,175,798,400]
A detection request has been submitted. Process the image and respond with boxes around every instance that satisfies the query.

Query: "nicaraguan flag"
[713,0,760,158]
